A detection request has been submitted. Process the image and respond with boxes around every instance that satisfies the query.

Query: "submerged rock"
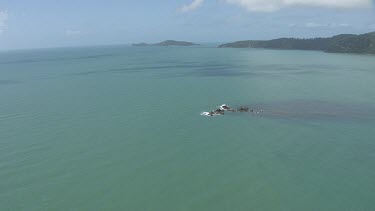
[213,109,225,115]
[201,104,262,117]
[237,106,250,112]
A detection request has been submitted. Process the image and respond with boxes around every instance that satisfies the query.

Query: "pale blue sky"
[0,0,374,50]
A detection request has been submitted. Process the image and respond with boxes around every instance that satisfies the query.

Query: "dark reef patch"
[250,100,375,122]
[0,80,21,85]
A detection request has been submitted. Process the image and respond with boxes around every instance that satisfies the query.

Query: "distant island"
[219,31,375,54]
[132,40,199,47]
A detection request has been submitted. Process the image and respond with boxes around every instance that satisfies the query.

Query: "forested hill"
[218,32,375,54]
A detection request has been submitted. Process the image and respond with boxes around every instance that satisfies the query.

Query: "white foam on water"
[200,112,222,117]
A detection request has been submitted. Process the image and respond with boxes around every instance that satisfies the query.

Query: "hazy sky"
[0,0,374,50]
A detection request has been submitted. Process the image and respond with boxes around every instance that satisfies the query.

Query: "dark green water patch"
[238,100,375,122]
[0,80,21,85]
[0,54,116,65]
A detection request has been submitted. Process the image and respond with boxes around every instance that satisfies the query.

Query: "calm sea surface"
[1,45,375,210]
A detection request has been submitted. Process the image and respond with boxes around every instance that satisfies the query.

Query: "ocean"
[1,45,375,210]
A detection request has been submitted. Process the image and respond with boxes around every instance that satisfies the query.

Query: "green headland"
[219,31,375,54]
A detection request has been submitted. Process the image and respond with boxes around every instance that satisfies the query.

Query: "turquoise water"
[1,46,375,210]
